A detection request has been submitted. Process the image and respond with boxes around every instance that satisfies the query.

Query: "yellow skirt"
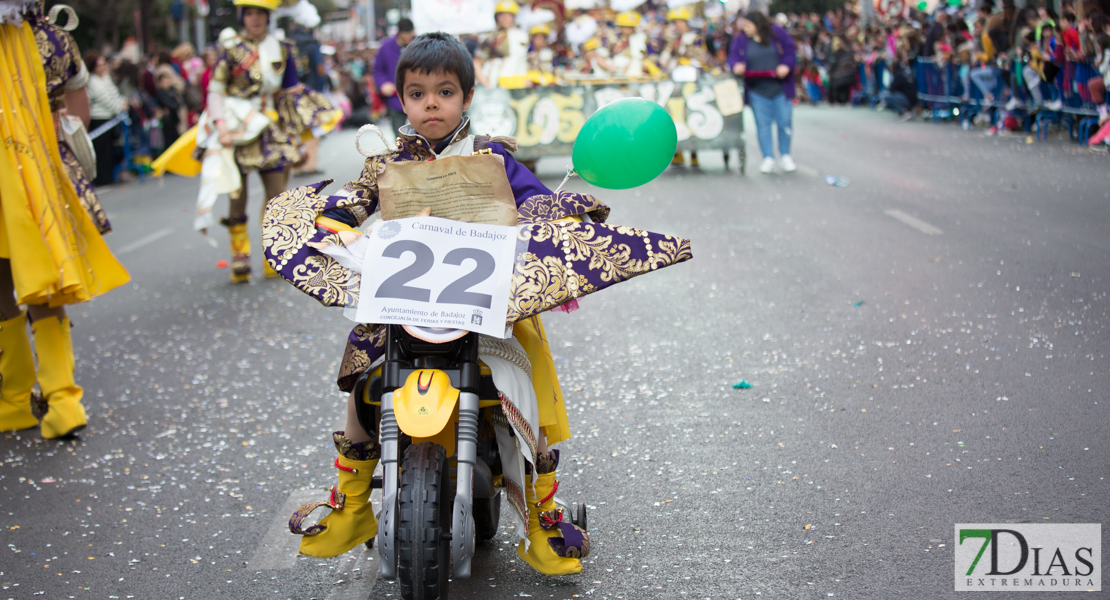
[0,23,129,306]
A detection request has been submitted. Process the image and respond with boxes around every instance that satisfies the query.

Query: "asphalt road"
[2,107,1108,600]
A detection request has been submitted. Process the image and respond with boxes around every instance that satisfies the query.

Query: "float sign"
[356,217,518,338]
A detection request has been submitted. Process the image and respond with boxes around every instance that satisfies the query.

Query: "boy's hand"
[417,206,432,217]
[380,82,396,97]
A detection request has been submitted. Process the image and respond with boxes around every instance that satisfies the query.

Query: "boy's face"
[401,69,474,142]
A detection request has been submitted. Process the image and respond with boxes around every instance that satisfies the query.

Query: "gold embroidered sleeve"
[338,153,390,217]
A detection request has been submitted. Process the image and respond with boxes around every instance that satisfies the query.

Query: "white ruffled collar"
[0,0,36,25]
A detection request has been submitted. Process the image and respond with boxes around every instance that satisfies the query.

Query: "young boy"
[281,32,596,576]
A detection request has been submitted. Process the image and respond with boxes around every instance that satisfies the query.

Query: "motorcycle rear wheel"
[397,442,452,600]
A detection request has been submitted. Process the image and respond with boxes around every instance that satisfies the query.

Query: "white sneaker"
[779,155,796,172]
[1045,99,1063,111]
[759,157,776,174]
[1005,97,1021,110]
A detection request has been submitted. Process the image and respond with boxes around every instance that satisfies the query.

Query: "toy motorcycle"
[353,324,585,599]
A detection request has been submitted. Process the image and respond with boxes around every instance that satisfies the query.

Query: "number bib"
[355,217,520,338]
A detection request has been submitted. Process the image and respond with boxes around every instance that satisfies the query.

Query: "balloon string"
[554,166,577,194]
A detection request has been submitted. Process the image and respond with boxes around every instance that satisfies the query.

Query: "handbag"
[58,114,97,175]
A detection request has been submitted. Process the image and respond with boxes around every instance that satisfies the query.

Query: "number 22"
[374,241,495,308]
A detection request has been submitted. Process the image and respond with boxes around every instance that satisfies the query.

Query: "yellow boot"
[260,203,279,279]
[291,432,380,558]
[517,449,590,576]
[263,260,279,279]
[671,151,685,166]
[223,217,251,283]
[31,316,86,439]
[0,313,39,432]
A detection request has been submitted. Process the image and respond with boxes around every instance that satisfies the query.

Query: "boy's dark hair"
[396,32,475,100]
[398,18,414,33]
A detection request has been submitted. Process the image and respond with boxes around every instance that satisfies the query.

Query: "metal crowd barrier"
[911,56,1105,144]
[855,59,888,106]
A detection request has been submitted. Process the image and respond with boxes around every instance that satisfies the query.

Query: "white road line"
[884,209,944,236]
[795,164,820,177]
[248,488,321,570]
[115,227,174,254]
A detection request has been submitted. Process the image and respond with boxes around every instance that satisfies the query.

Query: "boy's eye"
[410,91,423,99]
[440,89,453,97]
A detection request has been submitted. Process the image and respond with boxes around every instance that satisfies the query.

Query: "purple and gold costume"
[262,120,693,392]
[207,35,302,171]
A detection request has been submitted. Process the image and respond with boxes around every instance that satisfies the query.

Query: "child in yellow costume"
[526,24,559,86]
[474,0,530,89]
[282,32,590,577]
[0,1,130,439]
[598,11,663,78]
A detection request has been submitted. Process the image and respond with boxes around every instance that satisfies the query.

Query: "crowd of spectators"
[78,42,219,185]
[77,21,393,186]
[773,0,1110,140]
[83,0,1110,187]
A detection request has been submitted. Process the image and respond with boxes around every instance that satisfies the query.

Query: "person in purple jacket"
[373,18,416,138]
[727,11,797,174]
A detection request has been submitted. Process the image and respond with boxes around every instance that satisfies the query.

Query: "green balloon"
[572,98,678,190]
[947,0,960,6]
[916,0,927,9]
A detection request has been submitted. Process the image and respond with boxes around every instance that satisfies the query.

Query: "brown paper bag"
[378,154,518,226]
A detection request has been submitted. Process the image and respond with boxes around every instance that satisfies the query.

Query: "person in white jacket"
[84,51,126,185]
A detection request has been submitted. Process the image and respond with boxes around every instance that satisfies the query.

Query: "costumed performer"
[598,11,663,78]
[154,0,340,283]
[474,0,530,89]
[0,0,130,439]
[526,23,558,86]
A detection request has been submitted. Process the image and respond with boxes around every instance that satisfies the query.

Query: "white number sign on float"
[355,217,519,339]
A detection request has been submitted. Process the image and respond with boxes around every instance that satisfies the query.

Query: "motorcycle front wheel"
[397,442,452,600]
